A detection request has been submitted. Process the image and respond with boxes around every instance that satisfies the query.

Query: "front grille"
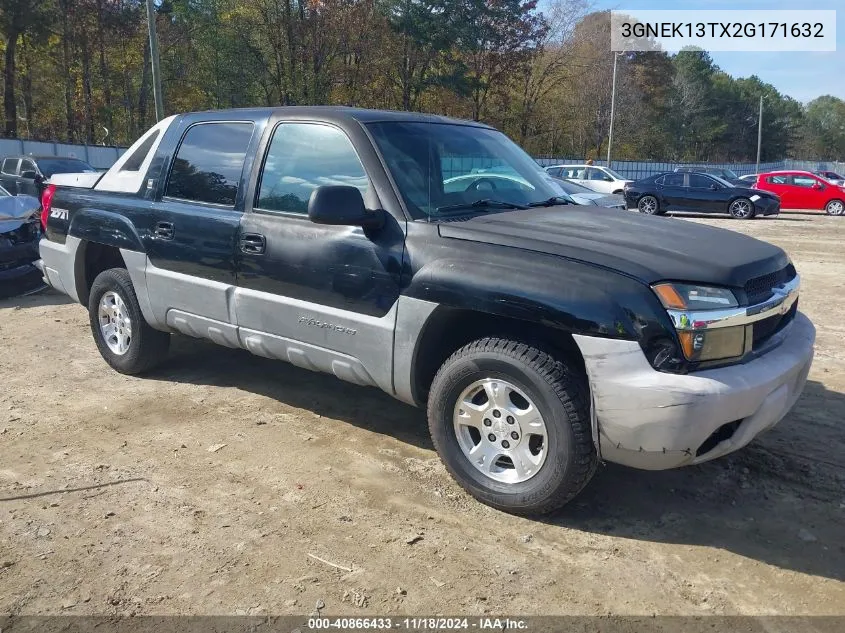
[2,218,41,245]
[752,300,797,349]
[744,264,796,304]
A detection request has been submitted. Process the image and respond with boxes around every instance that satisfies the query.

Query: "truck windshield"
[366,121,572,219]
[37,158,96,177]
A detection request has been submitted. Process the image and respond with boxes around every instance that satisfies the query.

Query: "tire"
[637,195,661,215]
[825,199,845,216]
[88,268,170,375]
[427,338,597,515]
[728,197,755,219]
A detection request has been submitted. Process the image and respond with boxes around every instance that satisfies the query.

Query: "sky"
[588,0,844,104]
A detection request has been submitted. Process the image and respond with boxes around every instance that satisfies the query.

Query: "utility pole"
[756,95,763,174]
[607,52,621,168]
[146,0,164,121]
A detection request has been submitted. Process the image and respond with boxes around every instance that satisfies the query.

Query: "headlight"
[652,283,745,363]
[652,283,738,310]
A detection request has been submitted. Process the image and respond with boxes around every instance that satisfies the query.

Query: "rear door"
[17,158,39,197]
[143,119,258,329]
[0,158,19,193]
[657,173,687,210]
[761,174,791,207]
[234,119,404,392]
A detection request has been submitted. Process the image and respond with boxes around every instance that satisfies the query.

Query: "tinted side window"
[20,159,36,174]
[689,174,712,188]
[256,123,368,214]
[767,175,789,184]
[663,173,684,187]
[1,158,19,175]
[165,122,254,206]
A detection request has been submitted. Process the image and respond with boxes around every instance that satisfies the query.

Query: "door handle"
[240,233,266,254]
[153,221,174,240]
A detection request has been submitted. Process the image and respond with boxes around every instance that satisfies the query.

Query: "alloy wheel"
[453,378,548,484]
[98,290,132,355]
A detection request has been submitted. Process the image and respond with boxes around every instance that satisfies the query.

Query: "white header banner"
[611,10,837,52]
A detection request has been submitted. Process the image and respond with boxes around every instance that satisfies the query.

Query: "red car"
[755,170,845,216]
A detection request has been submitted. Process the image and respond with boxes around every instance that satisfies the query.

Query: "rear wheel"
[728,197,755,219]
[427,338,597,515]
[88,268,170,374]
[825,199,845,216]
[637,195,661,215]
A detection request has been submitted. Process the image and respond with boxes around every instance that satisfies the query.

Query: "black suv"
[37,107,815,514]
[0,155,97,197]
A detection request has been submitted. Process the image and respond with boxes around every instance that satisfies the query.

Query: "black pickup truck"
[37,107,815,514]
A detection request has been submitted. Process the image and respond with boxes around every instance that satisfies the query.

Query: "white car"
[545,164,632,194]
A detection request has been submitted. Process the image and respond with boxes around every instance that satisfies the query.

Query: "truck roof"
[183,106,492,128]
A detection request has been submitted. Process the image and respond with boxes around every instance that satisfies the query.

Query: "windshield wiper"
[527,196,572,208]
[434,198,529,214]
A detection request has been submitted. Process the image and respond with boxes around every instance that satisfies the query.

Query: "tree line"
[2,0,844,162]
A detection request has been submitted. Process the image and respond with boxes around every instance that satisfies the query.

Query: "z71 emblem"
[50,208,69,220]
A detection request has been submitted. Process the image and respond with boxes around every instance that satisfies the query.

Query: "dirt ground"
[1,211,844,617]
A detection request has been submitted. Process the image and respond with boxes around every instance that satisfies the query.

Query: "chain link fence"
[0,139,126,170]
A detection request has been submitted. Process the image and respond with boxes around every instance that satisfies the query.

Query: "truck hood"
[436,206,789,287]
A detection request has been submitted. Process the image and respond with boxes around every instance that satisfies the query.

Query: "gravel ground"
[1,211,844,617]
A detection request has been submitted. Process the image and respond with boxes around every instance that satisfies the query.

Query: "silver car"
[548,174,626,209]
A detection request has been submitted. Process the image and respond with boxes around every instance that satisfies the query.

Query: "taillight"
[40,184,56,229]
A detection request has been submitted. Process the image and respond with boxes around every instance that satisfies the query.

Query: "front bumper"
[0,241,44,298]
[752,195,780,216]
[573,312,815,470]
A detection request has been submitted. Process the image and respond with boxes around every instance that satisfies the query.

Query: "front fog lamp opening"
[653,283,738,310]
[678,326,747,362]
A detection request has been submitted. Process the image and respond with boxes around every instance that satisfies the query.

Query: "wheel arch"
[74,240,127,307]
[408,306,588,409]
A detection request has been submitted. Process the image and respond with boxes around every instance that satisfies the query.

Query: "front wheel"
[728,197,755,219]
[825,199,845,216]
[637,195,661,215]
[88,268,170,375]
[427,338,597,515]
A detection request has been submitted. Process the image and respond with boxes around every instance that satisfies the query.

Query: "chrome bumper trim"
[667,275,799,331]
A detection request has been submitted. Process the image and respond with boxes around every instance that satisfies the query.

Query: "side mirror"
[308,185,384,229]
[812,183,823,190]
[709,184,719,191]
[21,170,38,180]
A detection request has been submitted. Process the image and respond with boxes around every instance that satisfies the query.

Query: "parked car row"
[544,162,845,219]
[0,155,97,198]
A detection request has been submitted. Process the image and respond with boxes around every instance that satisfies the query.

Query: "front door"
[235,121,405,392]
[143,119,257,328]
[686,173,723,213]
[791,173,829,210]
